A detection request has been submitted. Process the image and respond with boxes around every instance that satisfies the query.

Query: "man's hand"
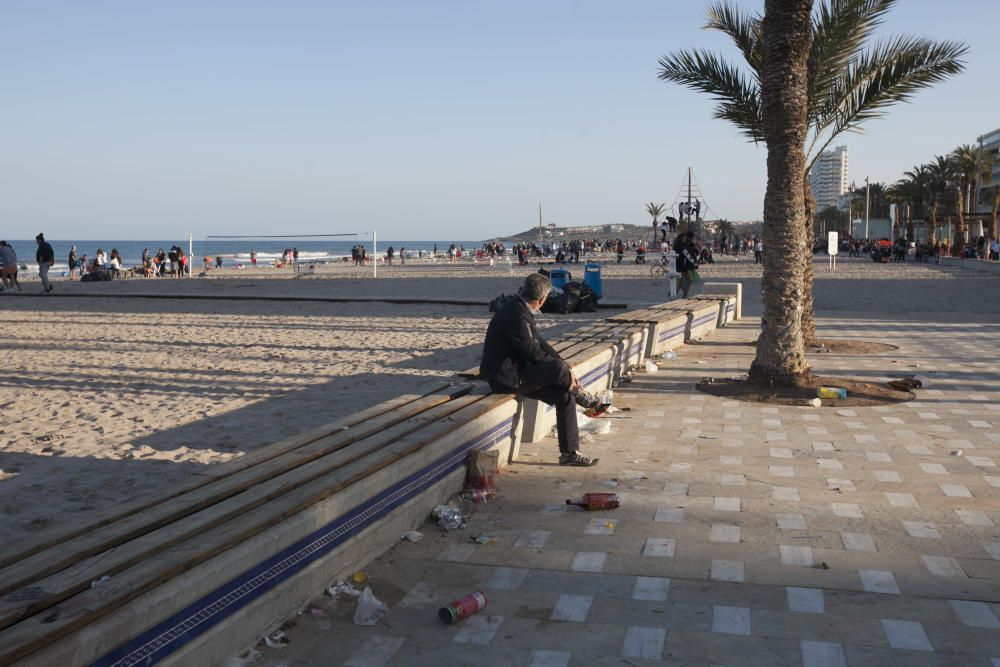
[570,370,582,393]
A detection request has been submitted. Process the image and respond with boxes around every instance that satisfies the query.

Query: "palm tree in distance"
[925,155,951,244]
[658,0,967,345]
[646,202,667,245]
[899,164,929,239]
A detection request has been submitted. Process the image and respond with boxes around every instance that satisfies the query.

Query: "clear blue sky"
[2,0,996,240]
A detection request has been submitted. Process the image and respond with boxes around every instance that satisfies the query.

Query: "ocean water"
[2,239,480,274]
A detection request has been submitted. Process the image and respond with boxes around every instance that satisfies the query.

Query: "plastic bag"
[353,587,387,626]
[644,360,658,373]
[467,450,499,500]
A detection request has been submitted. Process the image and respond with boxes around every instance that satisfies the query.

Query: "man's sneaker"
[559,452,599,467]
[575,390,601,409]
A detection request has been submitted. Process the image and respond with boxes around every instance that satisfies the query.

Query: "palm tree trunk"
[991,188,999,239]
[953,187,965,256]
[749,0,814,387]
[929,201,938,243]
[801,177,817,345]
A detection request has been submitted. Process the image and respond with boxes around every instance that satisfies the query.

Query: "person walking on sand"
[35,233,55,293]
[0,241,22,291]
[68,246,78,280]
[479,273,601,467]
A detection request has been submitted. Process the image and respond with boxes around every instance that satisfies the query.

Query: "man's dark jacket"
[36,241,54,265]
[479,297,561,392]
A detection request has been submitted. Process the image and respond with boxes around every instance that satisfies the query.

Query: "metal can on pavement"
[438,591,488,624]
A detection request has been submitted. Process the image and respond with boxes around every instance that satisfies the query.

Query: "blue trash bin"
[583,262,602,299]
[549,269,570,290]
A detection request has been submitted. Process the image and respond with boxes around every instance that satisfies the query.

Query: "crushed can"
[439,591,488,624]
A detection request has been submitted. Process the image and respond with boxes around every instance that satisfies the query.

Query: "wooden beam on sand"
[0,394,510,665]
[0,380,461,571]
[0,389,484,630]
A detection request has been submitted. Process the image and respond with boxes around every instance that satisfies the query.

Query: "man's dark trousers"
[505,360,579,454]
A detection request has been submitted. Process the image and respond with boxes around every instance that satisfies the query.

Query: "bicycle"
[649,256,670,277]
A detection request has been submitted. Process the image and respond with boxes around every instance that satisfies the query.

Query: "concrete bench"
[606,306,689,358]
[701,282,742,320]
[0,381,524,667]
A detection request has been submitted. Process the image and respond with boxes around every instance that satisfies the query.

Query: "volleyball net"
[191,232,379,275]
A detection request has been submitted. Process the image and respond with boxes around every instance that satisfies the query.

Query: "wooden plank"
[0,391,491,633]
[0,383,475,600]
[0,395,512,665]
[0,380,457,570]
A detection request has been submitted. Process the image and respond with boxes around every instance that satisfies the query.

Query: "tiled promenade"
[261,314,1000,667]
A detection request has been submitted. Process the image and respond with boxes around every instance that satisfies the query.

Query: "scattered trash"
[471,533,497,545]
[309,607,328,619]
[911,374,930,388]
[662,351,676,360]
[578,412,612,435]
[326,580,362,598]
[432,505,466,530]
[438,591,488,625]
[467,450,499,502]
[644,360,658,374]
[695,360,705,365]
[808,398,822,408]
[810,562,830,570]
[601,479,620,487]
[950,450,963,457]
[566,492,621,510]
[400,530,424,543]
[462,487,494,503]
[263,630,289,648]
[888,378,921,391]
[817,386,847,400]
[353,587,388,626]
[90,575,112,589]
[352,571,367,584]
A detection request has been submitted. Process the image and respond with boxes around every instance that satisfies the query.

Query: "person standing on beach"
[250,249,257,268]
[292,247,299,271]
[68,246,78,280]
[479,273,600,467]
[35,233,55,293]
[0,241,22,291]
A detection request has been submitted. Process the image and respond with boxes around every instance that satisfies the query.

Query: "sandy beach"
[2,254,998,543]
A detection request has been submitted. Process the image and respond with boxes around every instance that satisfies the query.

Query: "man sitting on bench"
[480,273,600,467]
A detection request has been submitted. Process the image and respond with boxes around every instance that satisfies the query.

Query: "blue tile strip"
[91,418,513,667]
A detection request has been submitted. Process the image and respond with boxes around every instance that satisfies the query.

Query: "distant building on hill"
[809,145,850,211]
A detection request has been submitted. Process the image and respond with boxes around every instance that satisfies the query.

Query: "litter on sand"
[400,530,424,543]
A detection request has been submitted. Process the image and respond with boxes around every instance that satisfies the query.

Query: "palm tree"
[748,0,814,386]
[900,164,929,238]
[658,0,967,345]
[646,202,667,245]
[925,155,951,243]
[987,184,1000,240]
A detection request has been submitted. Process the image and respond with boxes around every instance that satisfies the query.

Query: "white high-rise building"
[809,145,850,211]
[976,128,1000,213]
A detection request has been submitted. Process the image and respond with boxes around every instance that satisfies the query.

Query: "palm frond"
[808,0,896,129]
[810,36,967,157]
[657,49,763,142]
[704,1,763,76]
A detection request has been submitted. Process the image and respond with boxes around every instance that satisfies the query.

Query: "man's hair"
[36,233,45,241]
[521,273,551,301]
